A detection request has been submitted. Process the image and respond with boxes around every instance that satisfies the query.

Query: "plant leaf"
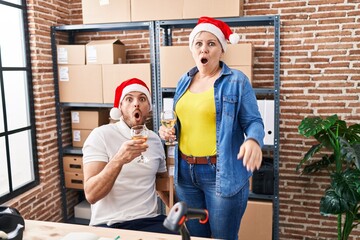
[314,119,344,149]
[296,143,323,172]
[321,170,360,215]
[332,170,360,204]
[301,155,334,174]
[340,138,360,169]
[346,124,360,143]
[320,188,349,215]
[298,115,338,138]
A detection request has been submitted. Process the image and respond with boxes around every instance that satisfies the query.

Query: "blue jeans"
[175,158,249,240]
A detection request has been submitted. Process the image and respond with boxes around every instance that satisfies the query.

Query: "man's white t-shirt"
[82,120,166,226]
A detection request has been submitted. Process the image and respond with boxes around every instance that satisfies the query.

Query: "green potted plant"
[296,114,360,240]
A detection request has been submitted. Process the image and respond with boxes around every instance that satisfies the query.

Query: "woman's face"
[191,31,224,71]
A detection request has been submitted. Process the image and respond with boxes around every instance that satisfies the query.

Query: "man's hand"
[113,139,148,164]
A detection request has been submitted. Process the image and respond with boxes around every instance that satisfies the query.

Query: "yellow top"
[175,88,216,156]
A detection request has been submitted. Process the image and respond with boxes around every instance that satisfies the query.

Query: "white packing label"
[163,98,174,111]
[57,47,68,64]
[59,66,69,81]
[168,165,175,176]
[167,145,175,158]
[71,112,80,123]
[73,130,81,142]
[99,0,110,6]
[87,46,97,63]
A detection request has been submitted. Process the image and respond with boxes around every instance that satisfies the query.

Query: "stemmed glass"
[160,110,178,146]
[130,125,149,163]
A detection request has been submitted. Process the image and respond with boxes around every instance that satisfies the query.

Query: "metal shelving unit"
[154,15,280,240]
[50,21,157,222]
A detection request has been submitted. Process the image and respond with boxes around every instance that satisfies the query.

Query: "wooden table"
[23,220,209,240]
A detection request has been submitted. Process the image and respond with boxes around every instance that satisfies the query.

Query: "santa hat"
[189,16,240,52]
[109,78,152,120]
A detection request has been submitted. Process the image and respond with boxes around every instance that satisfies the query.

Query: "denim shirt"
[173,62,265,197]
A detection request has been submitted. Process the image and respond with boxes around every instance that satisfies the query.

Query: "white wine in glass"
[130,125,149,163]
[160,110,178,146]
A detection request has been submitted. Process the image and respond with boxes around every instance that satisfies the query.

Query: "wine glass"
[160,110,178,146]
[130,125,149,163]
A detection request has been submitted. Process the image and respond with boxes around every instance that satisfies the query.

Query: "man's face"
[120,91,151,127]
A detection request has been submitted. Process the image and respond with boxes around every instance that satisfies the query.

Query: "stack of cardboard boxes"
[57,39,152,105]
[82,0,244,24]
[160,43,254,88]
[63,109,110,190]
[63,155,84,189]
[155,144,176,213]
[70,109,110,148]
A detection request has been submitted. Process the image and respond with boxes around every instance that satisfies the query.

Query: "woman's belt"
[180,152,217,164]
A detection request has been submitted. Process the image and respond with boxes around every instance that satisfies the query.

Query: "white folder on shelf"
[264,99,274,145]
[257,99,265,119]
[163,98,174,111]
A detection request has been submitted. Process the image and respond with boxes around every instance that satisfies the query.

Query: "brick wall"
[5,0,359,239]
[242,1,360,239]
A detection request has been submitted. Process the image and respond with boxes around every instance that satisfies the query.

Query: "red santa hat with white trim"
[109,78,152,120]
[189,16,240,52]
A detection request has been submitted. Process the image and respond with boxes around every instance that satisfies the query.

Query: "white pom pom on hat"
[189,16,240,52]
[229,32,240,45]
[110,78,152,121]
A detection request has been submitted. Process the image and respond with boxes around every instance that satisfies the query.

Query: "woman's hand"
[158,125,177,143]
[237,139,262,172]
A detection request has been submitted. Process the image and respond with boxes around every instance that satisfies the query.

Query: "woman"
[159,17,265,239]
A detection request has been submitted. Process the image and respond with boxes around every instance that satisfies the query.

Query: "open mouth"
[201,57,208,64]
[134,111,141,121]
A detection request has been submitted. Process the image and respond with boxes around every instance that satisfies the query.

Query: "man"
[82,78,172,234]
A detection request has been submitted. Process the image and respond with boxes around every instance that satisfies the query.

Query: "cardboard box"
[249,176,252,191]
[65,172,84,189]
[239,201,273,240]
[57,45,85,65]
[229,65,253,83]
[72,129,92,148]
[82,0,131,24]
[166,145,175,165]
[102,63,151,104]
[160,46,194,88]
[183,0,244,19]
[74,200,91,219]
[156,177,171,191]
[160,44,253,87]
[168,165,175,176]
[58,65,103,103]
[156,176,175,209]
[71,110,110,130]
[63,155,83,173]
[86,39,126,64]
[131,0,183,21]
[223,43,253,66]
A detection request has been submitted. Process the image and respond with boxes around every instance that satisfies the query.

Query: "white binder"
[163,98,174,111]
[257,99,265,119]
[264,99,274,145]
